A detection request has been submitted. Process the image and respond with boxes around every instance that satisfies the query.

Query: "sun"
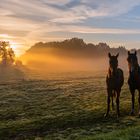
[0,41,21,57]
[10,42,24,57]
[0,34,31,57]
[0,34,23,57]
[10,43,18,54]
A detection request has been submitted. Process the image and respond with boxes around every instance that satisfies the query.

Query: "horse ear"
[108,53,111,58]
[128,51,130,55]
[134,51,137,55]
[116,53,119,58]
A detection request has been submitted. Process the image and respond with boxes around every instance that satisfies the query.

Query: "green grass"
[0,71,140,139]
[80,126,140,140]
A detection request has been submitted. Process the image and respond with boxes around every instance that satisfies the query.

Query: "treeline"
[22,38,140,71]
[26,38,140,59]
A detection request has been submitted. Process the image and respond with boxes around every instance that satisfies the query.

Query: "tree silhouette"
[0,41,15,66]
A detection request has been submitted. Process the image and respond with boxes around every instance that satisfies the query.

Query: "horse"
[127,51,140,116]
[105,53,124,118]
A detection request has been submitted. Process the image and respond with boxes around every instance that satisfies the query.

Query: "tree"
[0,41,15,66]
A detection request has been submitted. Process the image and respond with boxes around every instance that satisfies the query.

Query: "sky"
[0,0,140,56]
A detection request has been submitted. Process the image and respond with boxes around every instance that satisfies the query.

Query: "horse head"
[108,53,119,74]
[127,51,138,72]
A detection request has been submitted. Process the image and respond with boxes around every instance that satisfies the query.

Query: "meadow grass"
[0,71,140,139]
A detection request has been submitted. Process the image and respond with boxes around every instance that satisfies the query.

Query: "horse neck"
[129,62,139,74]
[109,66,118,77]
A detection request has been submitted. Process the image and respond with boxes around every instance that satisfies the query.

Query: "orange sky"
[1,0,140,56]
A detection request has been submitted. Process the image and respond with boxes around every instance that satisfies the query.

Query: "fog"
[0,65,25,82]
[20,52,129,75]
[19,38,137,76]
[0,48,131,82]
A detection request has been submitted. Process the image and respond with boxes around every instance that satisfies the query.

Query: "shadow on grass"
[0,76,139,139]
[0,105,139,140]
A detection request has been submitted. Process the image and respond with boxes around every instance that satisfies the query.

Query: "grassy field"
[0,71,140,140]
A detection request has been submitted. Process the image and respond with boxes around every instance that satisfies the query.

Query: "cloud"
[1,0,140,54]
[28,23,140,36]
[43,0,140,23]
[1,0,140,23]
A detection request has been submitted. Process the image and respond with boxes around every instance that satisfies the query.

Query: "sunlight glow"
[0,34,25,57]
[10,43,23,57]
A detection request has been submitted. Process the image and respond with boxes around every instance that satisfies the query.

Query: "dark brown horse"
[105,53,124,117]
[127,51,140,116]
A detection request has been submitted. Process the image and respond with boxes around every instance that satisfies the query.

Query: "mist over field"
[20,38,140,74]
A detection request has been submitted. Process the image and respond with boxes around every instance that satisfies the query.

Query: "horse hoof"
[104,113,109,118]
[130,111,135,116]
[116,113,120,118]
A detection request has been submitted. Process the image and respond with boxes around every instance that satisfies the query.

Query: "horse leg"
[112,96,115,110]
[116,90,120,118]
[112,90,115,110]
[105,89,111,117]
[138,89,140,117]
[130,89,135,115]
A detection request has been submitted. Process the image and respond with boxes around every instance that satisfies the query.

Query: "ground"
[0,71,140,140]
